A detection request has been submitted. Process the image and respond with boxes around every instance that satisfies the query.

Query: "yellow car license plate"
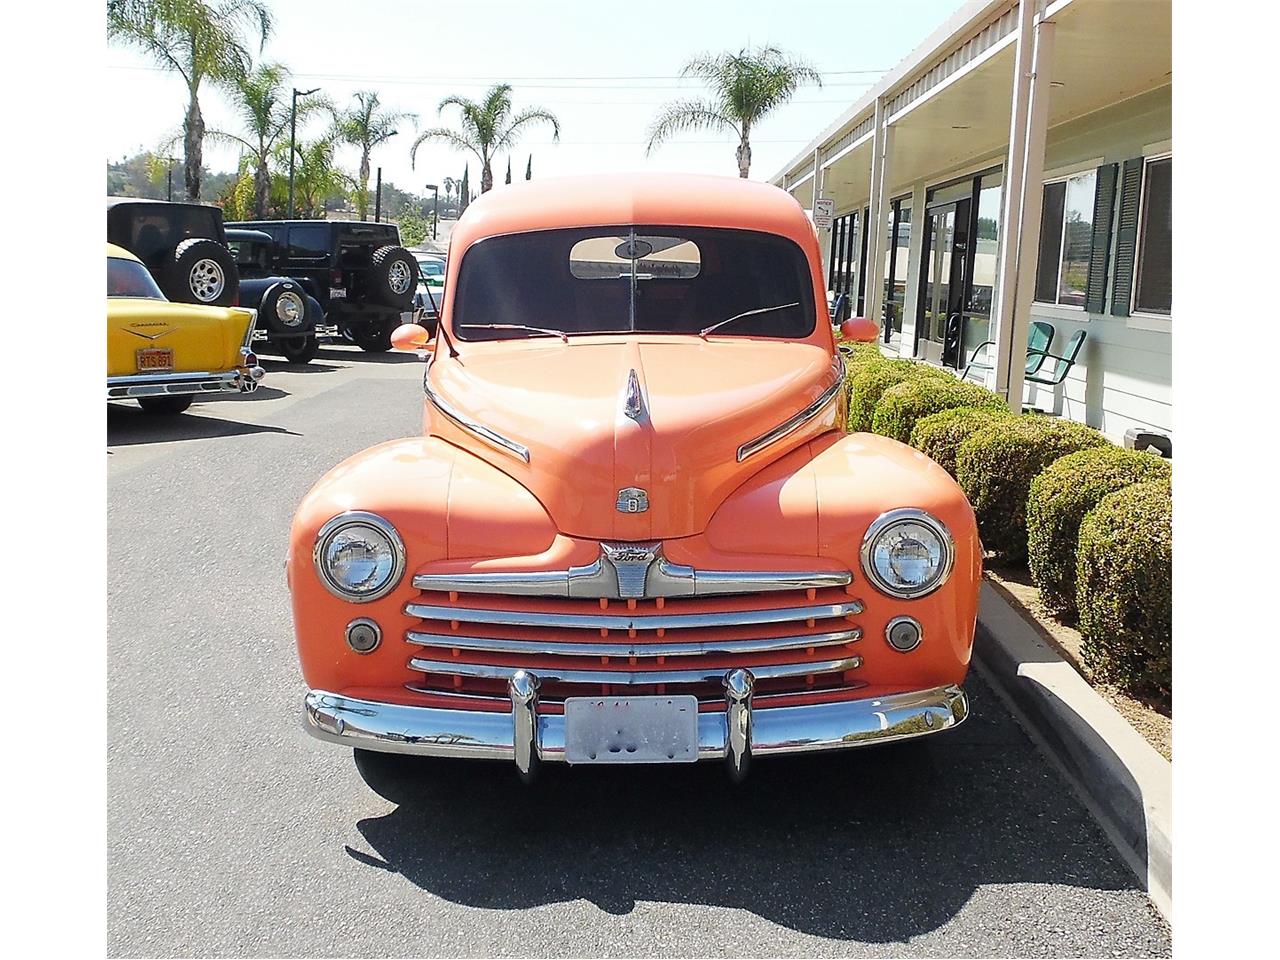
[136,348,174,372]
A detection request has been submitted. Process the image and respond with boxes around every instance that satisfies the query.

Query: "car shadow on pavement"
[106,403,299,446]
[345,675,1144,943]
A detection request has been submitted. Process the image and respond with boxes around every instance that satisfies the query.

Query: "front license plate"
[329,287,347,299]
[564,695,698,764]
[135,348,174,371]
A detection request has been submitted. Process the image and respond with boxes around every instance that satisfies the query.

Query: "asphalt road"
[107,346,1171,958]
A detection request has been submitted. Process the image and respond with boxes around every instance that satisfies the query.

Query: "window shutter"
[1110,158,1145,317]
[1084,163,1118,314]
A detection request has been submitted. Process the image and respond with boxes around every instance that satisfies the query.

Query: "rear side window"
[108,257,165,299]
[120,207,221,260]
[288,225,330,259]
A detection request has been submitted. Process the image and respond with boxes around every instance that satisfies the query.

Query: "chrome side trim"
[405,626,862,658]
[423,374,531,464]
[407,654,862,685]
[302,684,969,762]
[737,354,846,462]
[404,598,863,631]
[412,563,852,599]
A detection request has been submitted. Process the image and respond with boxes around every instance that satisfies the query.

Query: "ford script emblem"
[615,487,649,513]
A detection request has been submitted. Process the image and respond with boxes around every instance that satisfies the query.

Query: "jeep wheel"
[164,238,239,306]
[349,322,394,353]
[369,245,417,309]
[138,395,194,415]
[276,335,321,365]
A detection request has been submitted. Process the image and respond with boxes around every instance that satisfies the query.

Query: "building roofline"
[770,0,1016,187]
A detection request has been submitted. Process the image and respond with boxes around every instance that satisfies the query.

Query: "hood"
[426,337,841,540]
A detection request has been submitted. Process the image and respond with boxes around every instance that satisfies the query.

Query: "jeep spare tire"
[261,281,310,335]
[165,238,239,306]
[369,245,417,308]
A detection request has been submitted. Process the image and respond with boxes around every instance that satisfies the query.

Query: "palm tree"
[282,136,354,219]
[333,91,414,220]
[209,62,319,217]
[410,84,559,194]
[646,46,821,178]
[107,0,273,200]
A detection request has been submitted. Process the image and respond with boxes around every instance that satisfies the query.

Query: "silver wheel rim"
[189,259,225,302]
[388,260,412,295]
[277,291,304,327]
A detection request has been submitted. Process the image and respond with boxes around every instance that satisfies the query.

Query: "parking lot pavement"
[107,345,1171,958]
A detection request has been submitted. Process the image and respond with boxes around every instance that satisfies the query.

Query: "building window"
[1034,169,1097,307]
[1133,156,1171,315]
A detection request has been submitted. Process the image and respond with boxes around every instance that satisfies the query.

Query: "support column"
[813,147,833,285]
[865,98,894,329]
[898,179,929,358]
[991,0,1054,409]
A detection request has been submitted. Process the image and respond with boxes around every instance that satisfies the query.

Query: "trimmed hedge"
[1076,479,1172,700]
[1027,446,1172,617]
[871,377,1007,443]
[847,359,950,433]
[956,415,1110,564]
[909,406,1015,478]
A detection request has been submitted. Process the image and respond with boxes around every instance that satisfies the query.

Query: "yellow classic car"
[107,243,264,414]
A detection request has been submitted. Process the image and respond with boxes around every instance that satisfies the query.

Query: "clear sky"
[106,0,970,194]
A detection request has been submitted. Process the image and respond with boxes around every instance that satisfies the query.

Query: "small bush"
[909,406,1016,478]
[871,377,1007,443]
[847,359,949,433]
[956,415,1110,564]
[1076,479,1172,700]
[1027,447,1172,617]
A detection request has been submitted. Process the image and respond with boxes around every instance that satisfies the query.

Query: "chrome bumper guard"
[303,675,969,781]
[107,365,265,400]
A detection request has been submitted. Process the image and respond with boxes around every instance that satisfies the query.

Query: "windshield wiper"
[458,323,569,343]
[698,302,801,339]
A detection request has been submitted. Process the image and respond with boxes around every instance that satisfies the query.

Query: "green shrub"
[1076,479,1172,700]
[909,406,1016,478]
[847,359,949,433]
[1027,447,1172,617]
[955,415,1110,564]
[871,377,1007,443]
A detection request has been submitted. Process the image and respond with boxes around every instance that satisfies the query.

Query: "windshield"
[452,225,814,341]
[107,257,165,300]
[417,257,445,278]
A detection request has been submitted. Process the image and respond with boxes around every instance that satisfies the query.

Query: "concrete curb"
[972,581,1172,923]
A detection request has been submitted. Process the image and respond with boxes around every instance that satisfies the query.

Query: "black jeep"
[224,219,417,352]
[225,229,324,365]
[107,198,240,307]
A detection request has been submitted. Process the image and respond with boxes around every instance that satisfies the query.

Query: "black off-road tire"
[275,334,321,365]
[349,321,395,353]
[260,281,310,336]
[138,395,194,415]
[164,238,239,306]
[369,245,417,309]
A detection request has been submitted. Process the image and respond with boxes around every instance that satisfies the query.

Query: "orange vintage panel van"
[290,174,980,781]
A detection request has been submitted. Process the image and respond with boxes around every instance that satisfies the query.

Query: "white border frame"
[1031,160,1103,312]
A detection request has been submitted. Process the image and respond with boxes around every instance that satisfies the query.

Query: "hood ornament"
[622,368,647,422]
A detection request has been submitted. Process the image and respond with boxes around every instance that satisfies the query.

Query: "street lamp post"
[287,86,321,218]
[424,183,439,240]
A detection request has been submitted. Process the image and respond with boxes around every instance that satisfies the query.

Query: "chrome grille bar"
[403,599,863,631]
[411,566,852,599]
[407,655,862,685]
[402,682,869,706]
[406,626,862,658]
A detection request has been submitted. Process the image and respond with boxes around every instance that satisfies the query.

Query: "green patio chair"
[961,321,1054,382]
[1026,329,1087,386]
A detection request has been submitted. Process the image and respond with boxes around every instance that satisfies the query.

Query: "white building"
[772,0,1171,447]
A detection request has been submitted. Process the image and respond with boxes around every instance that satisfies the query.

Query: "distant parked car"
[226,219,417,352]
[225,228,324,365]
[107,197,240,306]
[106,244,263,414]
[411,251,446,331]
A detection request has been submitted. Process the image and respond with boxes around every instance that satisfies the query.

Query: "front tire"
[137,395,194,415]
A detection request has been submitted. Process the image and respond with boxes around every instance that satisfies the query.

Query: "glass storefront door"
[916,198,971,366]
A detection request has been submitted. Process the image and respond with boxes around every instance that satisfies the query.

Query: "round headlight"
[313,512,405,602]
[276,290,304,326]
[860,509,954,599]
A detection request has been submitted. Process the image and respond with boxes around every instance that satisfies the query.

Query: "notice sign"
[813,198,835,228]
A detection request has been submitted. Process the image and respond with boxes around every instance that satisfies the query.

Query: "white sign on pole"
[813,198,835,229]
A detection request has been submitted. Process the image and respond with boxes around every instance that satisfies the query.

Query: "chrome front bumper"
[303,678,968,781]
[106,365,265,400]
